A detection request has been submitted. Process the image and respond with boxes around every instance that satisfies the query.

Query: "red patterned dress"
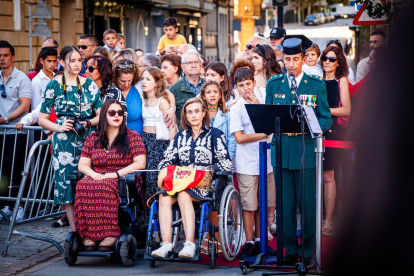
[74,129,146,242]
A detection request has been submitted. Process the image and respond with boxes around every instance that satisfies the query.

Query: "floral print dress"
[40,78,102,205]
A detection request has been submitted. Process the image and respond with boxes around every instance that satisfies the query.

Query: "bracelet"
[86,120,91,127]
[115,171,120,178]
[102,173,106,177]
[170,105,176,109]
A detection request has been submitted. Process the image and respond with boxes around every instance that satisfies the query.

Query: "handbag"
[155,98,170,140]
[337,80,349,128]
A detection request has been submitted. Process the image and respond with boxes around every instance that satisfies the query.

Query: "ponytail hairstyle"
[252,44,283,81]
[59,46,81,72]
[142,66,169,103]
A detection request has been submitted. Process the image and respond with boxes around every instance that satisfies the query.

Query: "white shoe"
[0,206,12,221]
[16,207,24,221]
[178,241,196,259]
[151,241,173,258]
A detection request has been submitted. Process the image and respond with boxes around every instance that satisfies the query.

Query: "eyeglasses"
[183,61,200,66]
[0,84,6,99]
[326,39,341,46]
[107,110,125,117]
[245,44,256,50]
[78,45,94,50]
[116,64,136,72]
[321,56,338,63]
[85,66,97,73]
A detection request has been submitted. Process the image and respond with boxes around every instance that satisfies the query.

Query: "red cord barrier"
[324,140,355,149]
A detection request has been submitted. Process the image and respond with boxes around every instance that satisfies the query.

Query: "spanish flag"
[158,165,209,196]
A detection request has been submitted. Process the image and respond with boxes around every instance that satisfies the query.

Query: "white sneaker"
[16,207,24,221]
[151,241,173,258]
[0,206,12,221]
[178,241,196,259]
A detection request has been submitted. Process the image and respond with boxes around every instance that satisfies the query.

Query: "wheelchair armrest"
[68,171,84,181]
[215,171,231,176]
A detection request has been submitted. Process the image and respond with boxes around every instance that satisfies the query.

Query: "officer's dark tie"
[288,73,297,92]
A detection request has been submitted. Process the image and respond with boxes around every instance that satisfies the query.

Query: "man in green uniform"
[265,35,332,265]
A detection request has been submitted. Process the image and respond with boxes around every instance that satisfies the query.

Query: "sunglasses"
[108,110,125,117]
[245,44,256,50]
[116,64,136,72]
[326,39,341,46]
[0,84,6,98]
[85,66,97,73]
[78,45,94,50]
[321,56,338,62]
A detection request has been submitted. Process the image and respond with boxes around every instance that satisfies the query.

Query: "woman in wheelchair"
[75,99,146,251]
[151,98,232,259]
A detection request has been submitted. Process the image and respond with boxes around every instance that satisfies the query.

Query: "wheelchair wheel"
[120,234,137,267]
[64,232,80,266]
[218,185,243,261]
[210,242,216,269]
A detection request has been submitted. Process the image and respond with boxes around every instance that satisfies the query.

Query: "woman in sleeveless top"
[320,46,351,236]
[138,67,176,229]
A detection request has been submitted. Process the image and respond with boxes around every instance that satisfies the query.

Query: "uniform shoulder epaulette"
[308,74,324,82]
[268,73,284,81]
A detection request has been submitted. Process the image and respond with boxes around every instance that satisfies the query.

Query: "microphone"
[288,73,297,92]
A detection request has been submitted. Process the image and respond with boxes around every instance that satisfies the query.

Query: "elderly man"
[78,34,98,75]
[169,49,204,124]
[177,44,197,57]
[244,35,269,62]
[268,27,286,52]
[356,30,387,82]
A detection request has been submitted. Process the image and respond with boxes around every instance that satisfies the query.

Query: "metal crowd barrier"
[0,125,64,256]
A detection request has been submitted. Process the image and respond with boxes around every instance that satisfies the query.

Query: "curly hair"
[161,54,182,77]
[205,61,234,102]
[230,60,255,83]
[199,80,227,114]
[142,66,169,103]
[319,45,349,79]
[86,55,112,97]
[252,44,283,81]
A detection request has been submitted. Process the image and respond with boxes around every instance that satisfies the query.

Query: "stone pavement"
[0,216,69,276]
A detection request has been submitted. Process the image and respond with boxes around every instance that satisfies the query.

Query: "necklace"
[208,107,218,111]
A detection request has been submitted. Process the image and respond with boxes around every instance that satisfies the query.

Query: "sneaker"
[178,241,196,259]
[239,242,258,260]
[0,206,12,221]
[151,241,173,258]
[16,207,24,221]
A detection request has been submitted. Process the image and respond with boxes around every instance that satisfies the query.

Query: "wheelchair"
[64,172,146,267]
[143,171,243,269]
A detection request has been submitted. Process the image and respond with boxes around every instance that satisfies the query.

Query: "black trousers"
[0,134,27,200]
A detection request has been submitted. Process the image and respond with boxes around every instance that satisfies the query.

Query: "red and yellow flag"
[163,165,206,195]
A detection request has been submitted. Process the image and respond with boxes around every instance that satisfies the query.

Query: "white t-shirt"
[230,96,272,175]
[302,64,323,78]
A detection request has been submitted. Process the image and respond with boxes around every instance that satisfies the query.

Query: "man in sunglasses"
[265,35,332,266]
[78,34,98,76]
[244,35,269,62]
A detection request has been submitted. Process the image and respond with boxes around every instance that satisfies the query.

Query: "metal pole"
[277,6,283,28]
[315,136,324,272]
[259,142,268,257]
[28,5,32,69]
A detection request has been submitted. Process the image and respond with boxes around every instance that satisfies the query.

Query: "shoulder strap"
[155,98,161,121]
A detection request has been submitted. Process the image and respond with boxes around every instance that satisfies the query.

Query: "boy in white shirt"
[31,47,58,110]
[230,68,276,259]
[302,43,323,77]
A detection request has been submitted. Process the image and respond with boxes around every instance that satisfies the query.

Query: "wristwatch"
[4,117,9,125]
[170,105,176,109]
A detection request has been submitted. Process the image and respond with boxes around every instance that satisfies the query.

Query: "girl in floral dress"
[39,46,103,231]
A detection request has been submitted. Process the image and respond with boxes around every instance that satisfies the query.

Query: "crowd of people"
[0,16,387,263]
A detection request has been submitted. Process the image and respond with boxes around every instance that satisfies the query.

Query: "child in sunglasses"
[302,43,323,78]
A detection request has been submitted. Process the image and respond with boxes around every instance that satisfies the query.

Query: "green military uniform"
[266,72,332,259]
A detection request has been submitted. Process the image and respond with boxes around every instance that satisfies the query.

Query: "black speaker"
[272,0,288,6]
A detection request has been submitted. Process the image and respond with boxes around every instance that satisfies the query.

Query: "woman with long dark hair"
[39,46,103,231]
[251,44,282,97]
[205,61,236,108]
[85,55,112,97]
[74,99,146,250]
[319,45,351,236]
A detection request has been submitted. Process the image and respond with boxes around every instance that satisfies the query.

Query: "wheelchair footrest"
[144,253,202,262]
[146,240,161,250]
